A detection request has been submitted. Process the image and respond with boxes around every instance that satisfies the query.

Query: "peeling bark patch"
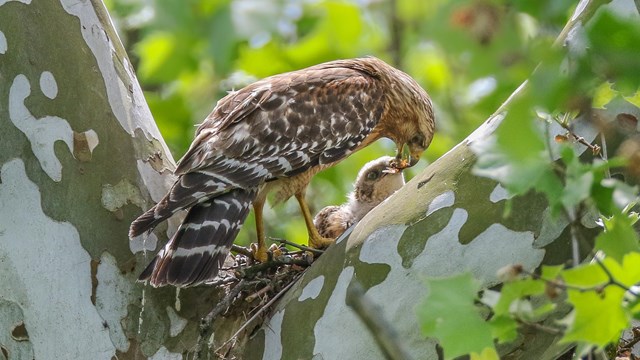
[416,173,434,189]
[261,310,284,360]
[489,184,511,203]
[0,0,31,6]
[133,128,176,173]
[0,31,6,54]
[39,71,58,99]
[136,159,177,204]
[10,322,28,341]
[9,75,74,181]
[425,190,455,217]
[91,258,100,305]
[130,232,158,254]
[313,267,385,359]
[96,252,134,352]
[298,276,325,301]
[165,306,187,337]
[0,159,115,358]
[73,130,100,162]
[101,179,146,214]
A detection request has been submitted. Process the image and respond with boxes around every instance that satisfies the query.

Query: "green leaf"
[595,213,640,263]
[561,286,628,347]
[417,273,495,359]
[623,91,640,108]
[592,82,618,109]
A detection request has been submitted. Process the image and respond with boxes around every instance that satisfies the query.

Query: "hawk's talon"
[250,243,269,263]
[309,235,335,250]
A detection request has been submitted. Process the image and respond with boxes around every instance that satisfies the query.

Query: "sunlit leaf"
[592,82,618,109]
[595,213,640,262]
[417,273,495,359]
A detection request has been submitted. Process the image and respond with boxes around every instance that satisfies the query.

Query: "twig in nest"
[269,237,325,255]
[245,284,273,303]
[346,280,414,360]
[230,244,253,258]
[235,255,312,279]
[215,274,302,354]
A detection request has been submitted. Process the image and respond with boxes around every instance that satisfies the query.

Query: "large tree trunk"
[0,1,223,358]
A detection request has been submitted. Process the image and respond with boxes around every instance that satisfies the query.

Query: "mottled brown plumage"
[130,56,435,287]
[314,156,405,239]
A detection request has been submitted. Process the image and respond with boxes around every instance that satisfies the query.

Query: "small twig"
[245,284,273,303]
[268,237,324,255]
[230,244,253,258]
[215,274,302,354]
[346,280,414,360]
[594,257,640,297]
[236,256,312,279]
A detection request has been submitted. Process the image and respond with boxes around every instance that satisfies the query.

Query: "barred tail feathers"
[129,172,232,238]
[140,188,257,287]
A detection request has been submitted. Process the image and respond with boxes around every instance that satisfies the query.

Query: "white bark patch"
[136,159,176,204]
[489,183,511,203]
[535,207,568,248]
[149,346,182,360]
[313,267,385,359]
[9,74,74,181]
[0,0,31,6]
[84,129,100,153]
[96,252,133,352]
[356,209,545,358]
[39,71,58,99]
[298,275,324,301]
[0,30,7,54]
[261,310,284,360]
[101,179,146,212]
[425,190,455,216]
[60,0,168,148]
[0,159,115,359]
[165,306,188,337]
[130,232,158,254]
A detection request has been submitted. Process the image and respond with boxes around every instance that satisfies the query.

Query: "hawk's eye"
[411,134,425,146]
[366,170,380,181]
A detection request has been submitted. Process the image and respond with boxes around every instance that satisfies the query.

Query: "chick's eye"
[366,170,380,181]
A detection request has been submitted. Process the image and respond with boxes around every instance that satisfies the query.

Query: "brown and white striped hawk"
[129,56,435,287]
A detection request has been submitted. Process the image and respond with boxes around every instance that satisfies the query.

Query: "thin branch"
[346,280,414,360]
[268,237,324,255]
[230,244,253,258]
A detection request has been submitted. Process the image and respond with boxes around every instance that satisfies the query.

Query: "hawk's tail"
[129,172,230,238]
[139,188,257,287]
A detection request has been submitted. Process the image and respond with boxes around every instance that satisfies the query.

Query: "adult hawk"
[314,156,405,239]
[130,56,435,287]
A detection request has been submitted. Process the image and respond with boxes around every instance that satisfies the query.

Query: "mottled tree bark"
[0,0,223,358]
[1,0,638,360]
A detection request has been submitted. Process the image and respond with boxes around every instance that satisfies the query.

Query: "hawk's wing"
[131,63,386,237]
[177,63,387,185]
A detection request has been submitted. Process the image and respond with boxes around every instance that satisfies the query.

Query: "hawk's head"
[363,57,435,170]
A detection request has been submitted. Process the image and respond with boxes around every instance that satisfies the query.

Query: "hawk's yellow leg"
[251,198,269,263]
[295,193,335,249]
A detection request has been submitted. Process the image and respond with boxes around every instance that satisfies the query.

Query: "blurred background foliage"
[106,0,576,245]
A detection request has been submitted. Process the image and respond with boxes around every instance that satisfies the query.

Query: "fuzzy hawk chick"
[129,56,435,287]
[314,156,405,239]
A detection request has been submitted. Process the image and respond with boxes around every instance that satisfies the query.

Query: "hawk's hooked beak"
[393,143,420,169]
